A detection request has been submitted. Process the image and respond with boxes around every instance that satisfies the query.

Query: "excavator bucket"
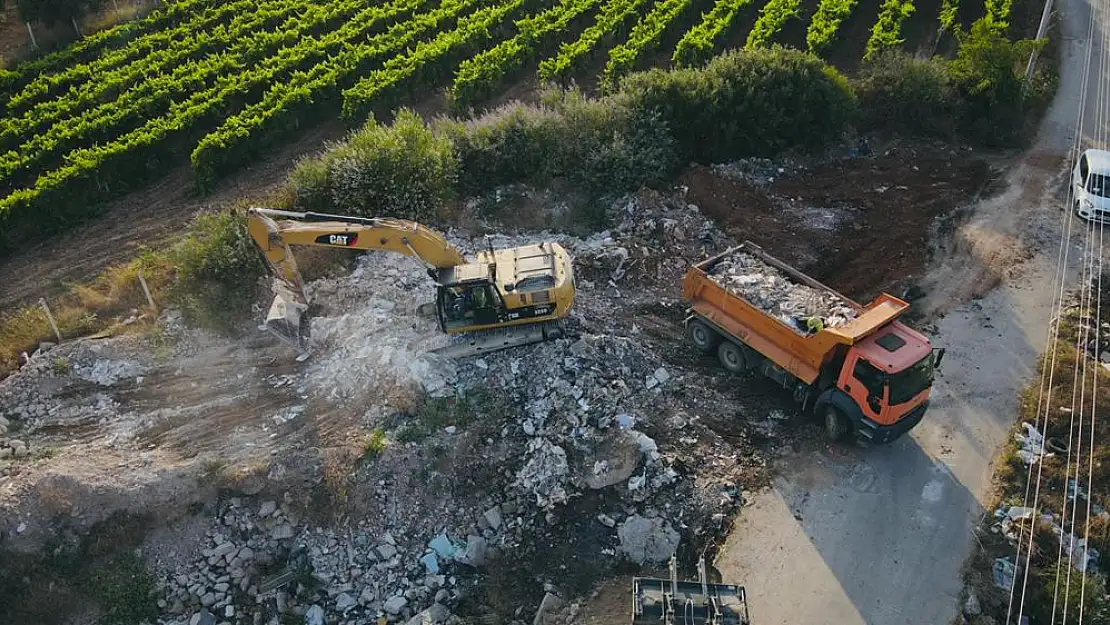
[632,557,750,625]
[263,281,311,352]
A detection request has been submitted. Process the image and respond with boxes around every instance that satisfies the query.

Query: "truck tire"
[687,319,721,352]
[717,341,747,373]
[823,406,848,442]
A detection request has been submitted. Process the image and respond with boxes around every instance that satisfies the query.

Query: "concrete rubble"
[709,251,857,332]
[0,186,772,625]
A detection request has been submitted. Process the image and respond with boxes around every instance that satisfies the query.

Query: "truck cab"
[831,322,942,444]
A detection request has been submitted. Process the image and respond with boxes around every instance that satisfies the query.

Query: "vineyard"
[0,0,1010,254]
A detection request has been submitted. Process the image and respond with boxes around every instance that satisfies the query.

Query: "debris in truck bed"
[709,252,858,333]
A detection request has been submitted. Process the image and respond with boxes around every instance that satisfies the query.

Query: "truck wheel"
[717,341,747,373]
[687,320,721,352]
[823,406,848,442]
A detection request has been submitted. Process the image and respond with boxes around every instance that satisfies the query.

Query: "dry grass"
[82,1,157,34]
[962,302,1110,623]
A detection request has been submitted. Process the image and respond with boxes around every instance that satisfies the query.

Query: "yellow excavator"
[247,208,576,358]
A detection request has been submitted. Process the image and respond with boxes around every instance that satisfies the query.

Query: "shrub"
[168,210,266,332]
[854,52,960,139]
[291,110,459,221]
[947,18,1049,147]
[618,47,856,164]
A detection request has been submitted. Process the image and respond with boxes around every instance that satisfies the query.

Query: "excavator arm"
[247,207,470,350]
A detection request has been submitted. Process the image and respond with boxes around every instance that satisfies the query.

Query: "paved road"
[714,1,1108,622]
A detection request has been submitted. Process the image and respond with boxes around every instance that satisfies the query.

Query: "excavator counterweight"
[246,208,576,358]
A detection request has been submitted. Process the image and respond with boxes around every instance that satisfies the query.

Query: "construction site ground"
[0,7,1102,619]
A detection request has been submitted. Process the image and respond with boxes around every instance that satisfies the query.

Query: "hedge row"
[292,47,856,220]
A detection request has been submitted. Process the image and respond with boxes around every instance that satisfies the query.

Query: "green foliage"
[807,0,861,55]
[442,103,564,195]
[745,0,802,49]
[292,110,459,221]
[363,428,388,459]
[672,0,752,67]
[449,0,601,109]
[537,0,649,81]
[938,0,959,32]
[947,18,1049,146]
[83,552,158,625]
[864,0,915,60]
[341,0,529,123]
[168,210,266,331]
[618,47,857,164]
[854,52,960,138]
[602,0,699,87]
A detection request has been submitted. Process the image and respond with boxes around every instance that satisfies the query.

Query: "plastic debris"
[994,557,1018,590]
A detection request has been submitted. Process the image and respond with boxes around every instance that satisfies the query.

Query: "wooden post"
[137,270,157,312]
[25,22,37,50]
[39,298,63,343]
[71,16,83,38]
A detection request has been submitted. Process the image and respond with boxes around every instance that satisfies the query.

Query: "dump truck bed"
[683,242,910,385]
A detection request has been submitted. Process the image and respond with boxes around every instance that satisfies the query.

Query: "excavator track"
[426,319,576,359]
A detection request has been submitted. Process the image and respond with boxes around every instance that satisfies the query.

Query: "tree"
[14,0,105,33]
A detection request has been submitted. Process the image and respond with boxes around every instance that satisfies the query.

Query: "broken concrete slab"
[532,592,566,625]
[618,515,680,564]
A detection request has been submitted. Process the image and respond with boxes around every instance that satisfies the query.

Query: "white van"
[1074,148,1110,221]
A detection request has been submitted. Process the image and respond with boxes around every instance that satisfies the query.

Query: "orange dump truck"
[682,242,944,444]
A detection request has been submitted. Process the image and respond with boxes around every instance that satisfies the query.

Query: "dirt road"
[713,0,1107,622]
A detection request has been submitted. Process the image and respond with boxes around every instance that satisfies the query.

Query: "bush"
[854,52,961,139]
[291,109,458,222]
[948,18,1050,147]
[168,210,266,332]
[618,47,856,164]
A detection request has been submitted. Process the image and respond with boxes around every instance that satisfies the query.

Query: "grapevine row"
[537,0,650,81]
[0,0,313,153]
[602,0,700,86]
[864,0,914,59]
[342,0,532,121]
[745,0,802,49]
[191,0,481,185]
[449,0,602,107]
[983,0,1011,28]
[0,0,435,210]
[672,0,752,67]
[938,0,958,32]
[7,0,272,113]
[806,0,861,54]
[0,0,386,190]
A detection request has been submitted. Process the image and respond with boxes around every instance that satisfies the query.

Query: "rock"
[214,582,230,593]
[196,610,217,625]
[964,591,982,617]
[224,605,235,619]
[617,515,680,564]
[305,604,326,625]
[434,589,449,604]
[429,534,457,560]
[376,543,398,560]
[237,547,254,562]
[581,430,641,490]
[259,501,278,517]
[652,367,670,385]
[422,552,440,574]
[358,586,376,606]
[384,595,408,615]
[457,535,488,567]
[428,603,450,623]
[201,592,217,607]
[213,543,236,558]
[335,592,357,612]
[189,614,202,625]
[597,514,617,528]
[483,506,503,531]
[533,592,566,625]
[0,448,11,459]
[271,524,296,540]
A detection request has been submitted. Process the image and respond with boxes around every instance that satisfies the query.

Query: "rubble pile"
[708,252,858,331]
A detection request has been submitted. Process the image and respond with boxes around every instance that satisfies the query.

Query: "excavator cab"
[437,280,505,331]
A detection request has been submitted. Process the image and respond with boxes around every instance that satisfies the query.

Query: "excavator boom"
[246,208,575,357]
[248,208,470,349]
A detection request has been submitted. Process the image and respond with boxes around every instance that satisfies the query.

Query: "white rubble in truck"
[709,252,858,330]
